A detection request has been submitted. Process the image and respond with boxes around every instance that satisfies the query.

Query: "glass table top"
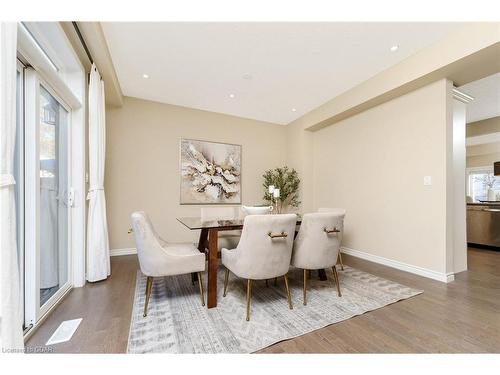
[177,214,302,230]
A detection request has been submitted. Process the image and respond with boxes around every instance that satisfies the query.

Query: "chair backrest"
[201,206,239,222]
[292,212,344,270]
[241,205,273,216]
[317,207,346,243]
[130,211,167,276]
[232,214,297,279]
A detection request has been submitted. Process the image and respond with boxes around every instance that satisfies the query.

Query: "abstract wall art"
[180,138,241,204]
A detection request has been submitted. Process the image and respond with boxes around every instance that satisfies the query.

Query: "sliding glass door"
[38,86,69,307]
[24,68,72,327]
[15,21,85,336]
[15,61,26,329]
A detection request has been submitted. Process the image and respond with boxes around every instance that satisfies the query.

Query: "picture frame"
[179,138,242,205]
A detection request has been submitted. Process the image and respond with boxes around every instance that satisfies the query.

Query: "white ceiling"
[101,22,465,125]
[459,73,500,123]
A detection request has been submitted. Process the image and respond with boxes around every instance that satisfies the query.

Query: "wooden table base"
[207,228,218,308]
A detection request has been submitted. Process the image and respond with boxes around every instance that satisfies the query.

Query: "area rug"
[127,266,422,353]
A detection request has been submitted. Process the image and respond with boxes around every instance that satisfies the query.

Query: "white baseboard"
[110,248,137,257]
[110,246,454,282]
[341,246,455,283]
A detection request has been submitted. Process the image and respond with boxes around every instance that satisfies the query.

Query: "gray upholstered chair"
[221,214,297,321]
[317,207,346,270]
[130,211,206,317]
[291,212,344,305]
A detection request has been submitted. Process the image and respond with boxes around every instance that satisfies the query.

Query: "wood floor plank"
[26,248,500,353]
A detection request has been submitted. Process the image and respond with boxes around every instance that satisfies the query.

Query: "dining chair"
[130,211,206,317]
[221,214,297,321]
[201,206,241,250]
[291,212,344,305]
[317,207,346,270]
[241,205,273,216]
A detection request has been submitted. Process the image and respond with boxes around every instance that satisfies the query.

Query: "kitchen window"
[466,167,500,202]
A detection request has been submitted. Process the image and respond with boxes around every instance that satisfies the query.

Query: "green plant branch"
[262,166,301,212]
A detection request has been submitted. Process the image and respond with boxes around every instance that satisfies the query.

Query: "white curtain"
[0,22,24,352]
[86,64,110,282]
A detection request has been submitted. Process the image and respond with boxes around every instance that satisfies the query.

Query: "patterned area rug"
[127,266,422,353]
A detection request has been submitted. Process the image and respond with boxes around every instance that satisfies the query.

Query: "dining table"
[177,215,328,308]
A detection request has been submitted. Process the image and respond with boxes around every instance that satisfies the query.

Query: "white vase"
[487,188,496,201]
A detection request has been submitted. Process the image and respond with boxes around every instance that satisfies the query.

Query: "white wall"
[451,98,467,273]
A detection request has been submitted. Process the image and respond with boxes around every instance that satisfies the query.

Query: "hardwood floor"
[26,247,500,353]
[26,256,137,353]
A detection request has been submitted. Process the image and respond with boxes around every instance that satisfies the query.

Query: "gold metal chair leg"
[332,266,342,297]
[303,269,307,305]
[284,273,293,309]
[338,251,344,271]
[197,272,205,306]
[246,279,252,321]
[223,268,229,297]
[143,276,153,317]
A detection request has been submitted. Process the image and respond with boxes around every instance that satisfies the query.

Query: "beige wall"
[465,117,500,167]
[467,151,500,168]
[466,116,500,137]
[106,97,287,249]
[102,24,500,279]
[309,80,451,274]
[285,120,314,213]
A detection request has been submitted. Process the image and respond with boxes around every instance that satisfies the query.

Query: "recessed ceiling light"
[390,45,399,52]
[229,94,235,98]
[142,74,149,79]
[291,108,297,112]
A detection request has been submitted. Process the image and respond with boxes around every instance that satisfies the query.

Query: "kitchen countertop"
[467,202,500,206]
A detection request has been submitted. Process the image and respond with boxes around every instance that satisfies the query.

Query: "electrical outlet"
[423,176,432,186]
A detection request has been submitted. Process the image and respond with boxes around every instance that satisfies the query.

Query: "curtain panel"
[86,64,110,282]
[0,22,24,352]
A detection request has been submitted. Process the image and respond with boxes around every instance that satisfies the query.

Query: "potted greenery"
[262,167,300,213]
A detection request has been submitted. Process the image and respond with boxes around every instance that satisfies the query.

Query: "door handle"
[324,227,340,234]
[268,231,288,239]
[482,208,500,212]
[68,188,75,207]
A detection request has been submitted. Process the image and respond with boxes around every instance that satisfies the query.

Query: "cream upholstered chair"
[130,211,206,317]
[201,206,241,250]
[291,212,344,305]
[241,205,273,216]
[221,214,297,321]
[317,207,346,270]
